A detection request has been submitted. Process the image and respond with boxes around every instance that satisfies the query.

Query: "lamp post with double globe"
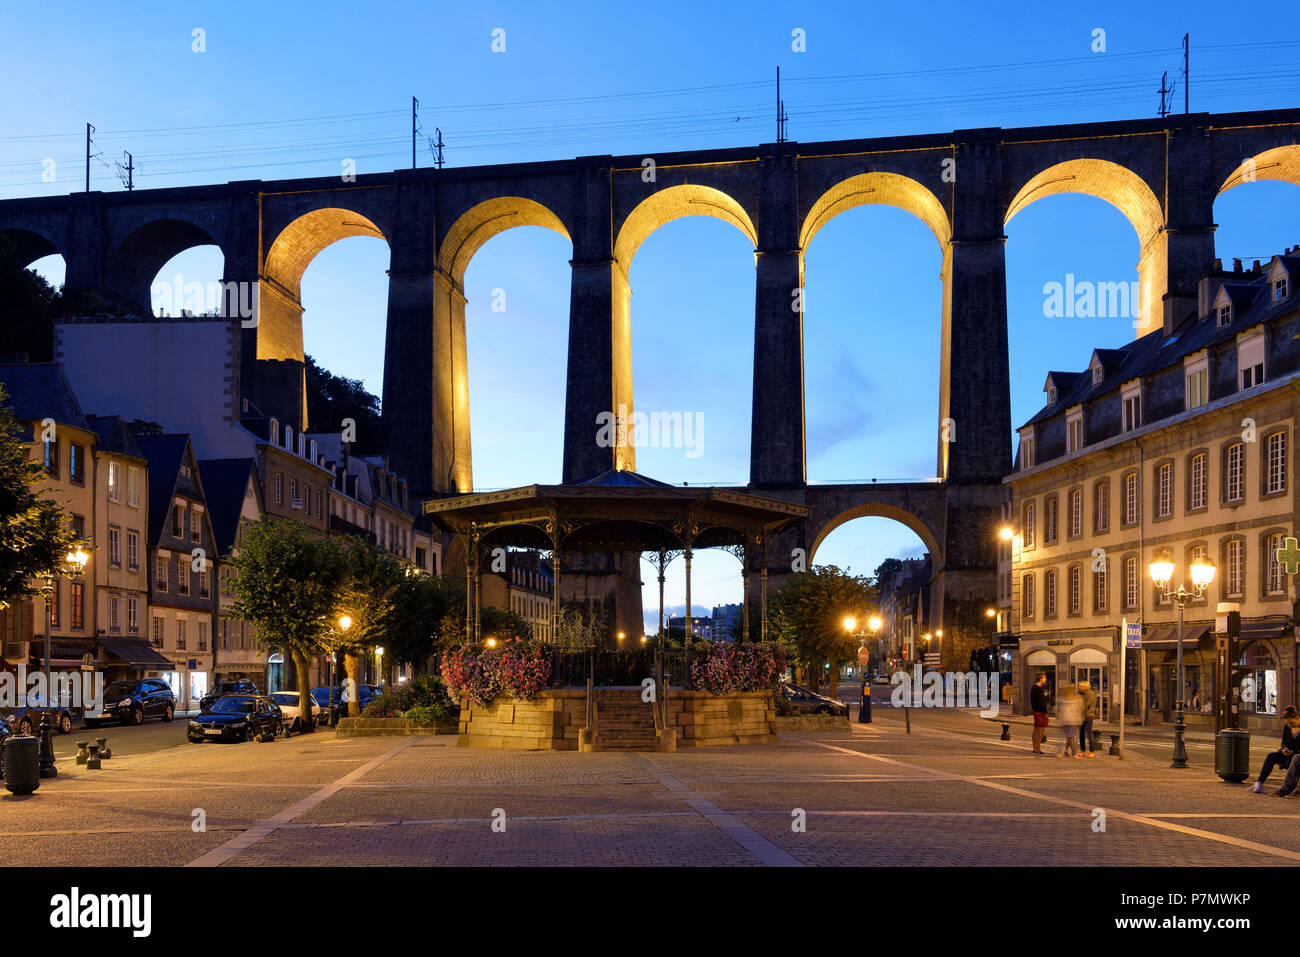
[39,546,89,777]
[1148,550,1216,769]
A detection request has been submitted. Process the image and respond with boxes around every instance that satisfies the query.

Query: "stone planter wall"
[335,717,458,737]
[456,688,777,750]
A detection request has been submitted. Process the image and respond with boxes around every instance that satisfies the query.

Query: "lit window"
[1069,566,1081,614]
[1225,539,1244,597]
[1023,501,1036,548]
[1268,533,1286,595]
[1044,570,1057,617]
[1124,556,1138,609]
[1022,574,1035,617]
[1267,431,1287,494]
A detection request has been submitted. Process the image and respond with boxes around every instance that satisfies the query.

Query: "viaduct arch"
[7,108,1300,667]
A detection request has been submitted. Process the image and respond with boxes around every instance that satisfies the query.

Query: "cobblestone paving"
[4,710,1298,866]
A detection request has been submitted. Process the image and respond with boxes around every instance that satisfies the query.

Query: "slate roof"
[1020,257,1300,431]
[575,468,675,488]
[0,362,88,430]
[197,458,259,556]
[85,414,146,460]
[131,433,191,544]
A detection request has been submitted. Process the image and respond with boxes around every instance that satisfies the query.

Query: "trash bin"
[3,735,40,795]
[1215,728,1251,783]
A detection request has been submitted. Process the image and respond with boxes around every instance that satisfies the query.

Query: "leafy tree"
[0,385,78,601]
[768,565,876,696]
[227,518,344,729]
[385,572,449,671]
[439,578,536,647]
[304,355,382,455]
[874,557,904,583]
[334,536,405,715]
[0,248,121,362]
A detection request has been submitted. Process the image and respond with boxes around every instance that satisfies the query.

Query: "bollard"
[1000,723,1010,741]
[75,741,90,765]
[1109,733,1121,756]
[260,726,276,743]
[38,712,57,779]
[3,735,40,795]
[86,744,101,770]
[96,737,111,760]
[858,680,872,724]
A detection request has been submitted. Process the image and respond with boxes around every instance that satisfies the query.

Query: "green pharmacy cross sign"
[1275,536,1300,576]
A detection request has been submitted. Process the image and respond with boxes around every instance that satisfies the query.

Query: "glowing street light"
[1148,549,1216,769]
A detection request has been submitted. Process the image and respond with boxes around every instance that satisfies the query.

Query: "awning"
[99,637,175,668]
[1140,622,1211,650]
[1239,619,1292,645]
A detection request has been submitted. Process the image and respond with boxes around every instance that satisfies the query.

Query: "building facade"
[1004,252,1300,733]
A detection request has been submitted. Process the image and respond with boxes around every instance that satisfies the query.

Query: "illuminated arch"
[438,197,570,288]
[1007,159,1166,334]
[807,503,942,568]
[263,207,387,300]
[614,184,757,268]
[1219,146,1300,193]
[801,172,951,252]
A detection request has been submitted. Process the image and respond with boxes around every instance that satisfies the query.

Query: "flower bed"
[689,641,786,694]
[442,639,553,707]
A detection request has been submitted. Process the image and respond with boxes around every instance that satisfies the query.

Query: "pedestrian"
[1078,680,1099,757]
[1255,706,1300,793]
[1056,684,1084,758]
[1030,673,1050,756]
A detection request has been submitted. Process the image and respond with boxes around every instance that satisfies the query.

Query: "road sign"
[857,647,870,665]
[1125,621,1142,649]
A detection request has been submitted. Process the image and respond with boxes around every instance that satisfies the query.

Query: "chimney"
[1234,259,1243,272]
[1253,260,1262,272]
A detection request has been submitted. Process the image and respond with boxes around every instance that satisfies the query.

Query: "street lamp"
[375,646,385,687]
[998,525,1014,541]
[38,546,89,777]
[1149,550,1216,769]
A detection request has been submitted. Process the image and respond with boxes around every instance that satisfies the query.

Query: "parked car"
[268,691,320,734]
[199,679,260,713]
[778,682,849,716]
[313,683,382,721]
[872,672,893,685]
[85,678,176,727]
[187,695,283,743]
[1,690,77,735]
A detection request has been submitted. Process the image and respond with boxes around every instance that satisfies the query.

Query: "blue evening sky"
[3,1,1297,631]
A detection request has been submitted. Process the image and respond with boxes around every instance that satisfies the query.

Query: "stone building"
[198,457,265,687]
[878,556,932,671]
[479,549,555,644]
[1002,251,1300,733]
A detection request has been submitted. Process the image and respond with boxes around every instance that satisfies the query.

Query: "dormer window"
[1066,407,1084,453]
[1121,381,1142,432]
[1217,303,1232,328]
[1019,428,1036,469]
[284,425,293,450]
[1091,364,1103,385]
[1275,276,1289,301]
[1184,352,1209,410]
[1047,386,1057,405]
[1238,331,1266,390]
[269,418,279,445]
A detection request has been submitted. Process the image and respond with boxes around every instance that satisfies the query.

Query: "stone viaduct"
[3,107,1299,665]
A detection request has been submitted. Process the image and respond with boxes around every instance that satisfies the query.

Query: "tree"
[227,519,344,729]
[874,557,904,584]
[304,355,383,455]
[385,572,449,672]
[439,578,536,647]
[768,565,876,696]
[0,385,78,602]
[334,537,405,715]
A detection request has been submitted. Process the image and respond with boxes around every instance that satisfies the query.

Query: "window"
[199,564,210,599]
[1094,565,1109,612]
[108,526,121,567]
[177,559,190,596]
[107,461,121,502]
[1022,573,1035,618]
[127,530,139,570]
[1268,532,1286,595]
[109,596,120,633]
[152,617,164,649]
[1094,481,1110,533]
[48,578,60,628]
[220,617,230,651]
[127,466,140,506]
[1275,276,1290,301]
[1021,436,1035,469]
[172,504,184,538]
[127,597,139,634]
[1189,453,1207,510]
[1185,355,1209,410]
[1067,489,1082,538]
[69,582,84,630]
[1023,501,1036,548]
[176,618,187,651]
[1266,431,1287,495]
[1092,363,1103,386]
[191,509,201,543]
[1044,570,1057,617]
[1046,496,1058,544]
[275,472,283,506]
[1069,566,1081,615]
[69,443,85,485]
[1225,443,1244,503]
[1156,463,1173,518]
[1124,471,1139,526]
[198,620,208,652]
[1047,386,1058,405]
[71,514,85,538]
[1124,556,1138,610]
[1225,538,1244,597]
[1238,333,1265,390]
[1066,409,1083,453]
[44,437,58,477]
[1122,382,1142,433]
[1218,302,1233,327]
[155,553,168,591]
[290,478,298,506]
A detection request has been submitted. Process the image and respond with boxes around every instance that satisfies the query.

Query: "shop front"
[98,636,175,685]
[1017,631,1118,720]
[159,655,211,712]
